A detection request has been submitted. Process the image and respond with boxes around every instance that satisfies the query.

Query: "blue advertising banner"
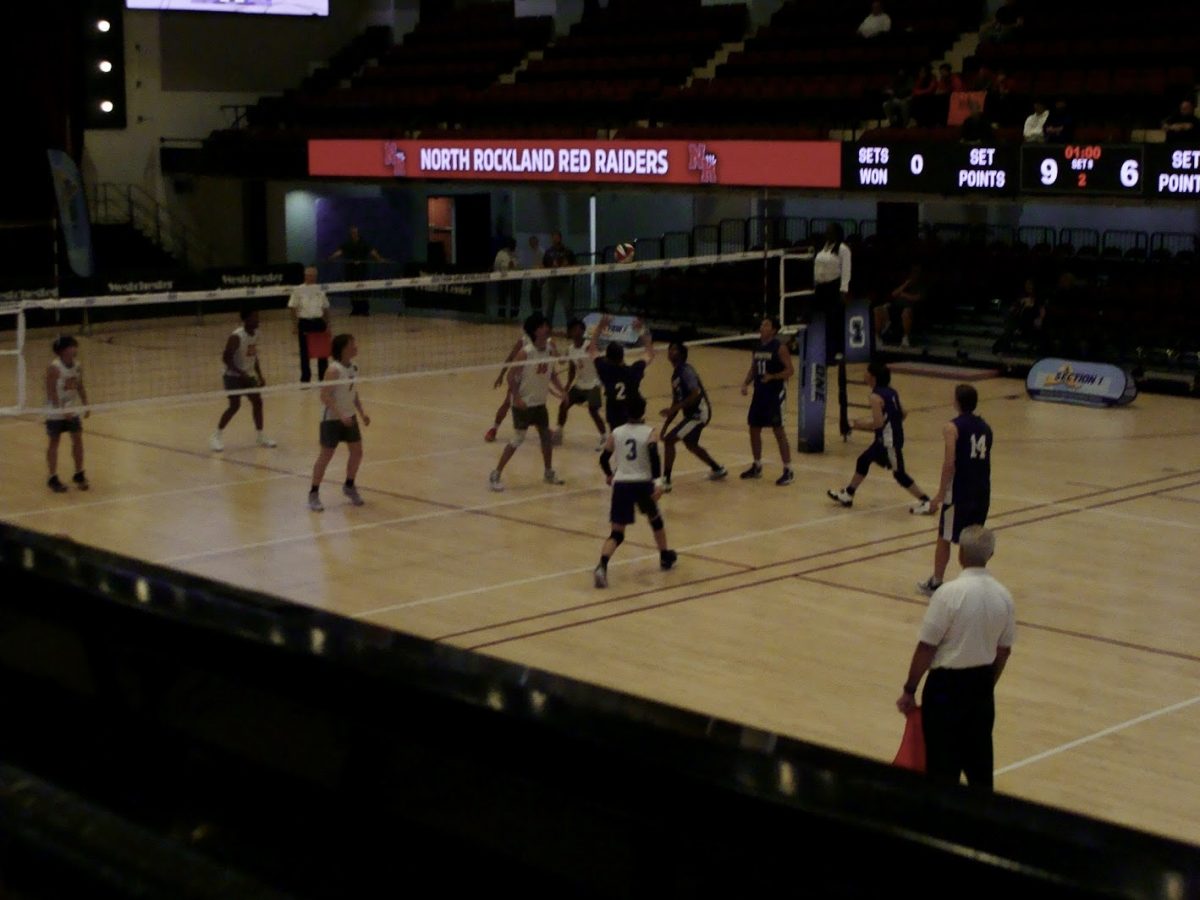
[798,314,827,453]
[47,149,95,278]
[1025,358,1137,407]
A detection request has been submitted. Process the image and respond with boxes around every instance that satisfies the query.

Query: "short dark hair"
[605,342,625,364]
[868,361,891,386]
[52,335,78,355]
[523,311,547,339]
[239,306,256,321]
[670,341,689,362]
[332,333,354,362]
[566,317,585,332]
[626,394,647,420]
[955,383,979,413]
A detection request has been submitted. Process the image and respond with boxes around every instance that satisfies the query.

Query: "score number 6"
[1120,159,1140,188]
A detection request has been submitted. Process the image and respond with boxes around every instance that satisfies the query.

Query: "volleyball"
[614,242,635,263]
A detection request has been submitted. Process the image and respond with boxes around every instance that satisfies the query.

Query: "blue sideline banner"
[798,314,827,453]
[1026,358,1137,407]
[47,149,95,278]
[844,297,871,363]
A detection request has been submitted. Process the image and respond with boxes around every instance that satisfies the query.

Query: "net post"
[797,313,827,453]
[16,304,27,410]
[838,354,851,441]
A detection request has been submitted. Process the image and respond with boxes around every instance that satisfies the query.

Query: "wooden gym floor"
[1,312,1198,844]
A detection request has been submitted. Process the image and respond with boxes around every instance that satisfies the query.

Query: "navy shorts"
[747,390,785,429]
[665,416,708,444]
[939,501,989,543]
[567,385,602,410]
[610,481,659,526]
[512,404,550,431]
[46,417,82,438]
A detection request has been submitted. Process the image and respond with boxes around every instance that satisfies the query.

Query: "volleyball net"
[0,248,814,417]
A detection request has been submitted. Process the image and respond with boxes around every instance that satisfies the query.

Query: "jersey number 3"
[624,439,637,460]
[969,433,988,460]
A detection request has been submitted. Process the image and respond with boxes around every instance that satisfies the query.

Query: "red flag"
[893,707,925,772]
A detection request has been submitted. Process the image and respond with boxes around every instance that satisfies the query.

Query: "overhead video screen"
[126,0,328,16]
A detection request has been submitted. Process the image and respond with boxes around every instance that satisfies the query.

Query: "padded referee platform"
[888,362,1000,381]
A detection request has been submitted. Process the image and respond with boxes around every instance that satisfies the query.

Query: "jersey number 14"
[969,433,988,460]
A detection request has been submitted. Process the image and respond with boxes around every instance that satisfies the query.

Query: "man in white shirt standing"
[857,1,891,39]
[1023,101,1049,142]
[288,266,331,383]
[897,525,1015,790]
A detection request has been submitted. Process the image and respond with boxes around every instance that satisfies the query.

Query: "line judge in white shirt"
[288,266,331,383]
[897,525,1015,790]
[812,222,852,362]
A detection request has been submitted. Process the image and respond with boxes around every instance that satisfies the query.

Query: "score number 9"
[1040,158,1058,186]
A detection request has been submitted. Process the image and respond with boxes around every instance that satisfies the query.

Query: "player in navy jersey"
[740,316,795,485]
[594,394,676,588]
[589,314,655,430]
[659,342,726,491]
[827,361,932,512]
[918,383,994,595]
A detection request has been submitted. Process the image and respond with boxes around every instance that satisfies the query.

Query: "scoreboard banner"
[309,138,842,189]
[843,143,1019,195]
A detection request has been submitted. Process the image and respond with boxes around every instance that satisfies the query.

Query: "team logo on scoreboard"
[383,141,408,177]
[688,142,719,184]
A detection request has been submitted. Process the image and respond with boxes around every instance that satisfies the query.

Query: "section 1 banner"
[1025,358,1137,407]
[309,139,842,189]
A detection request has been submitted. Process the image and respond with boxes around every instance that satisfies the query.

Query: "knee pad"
[894,470,915,489]
[609,530,625,546]
[508,429,527,448]
[649,516,664,532]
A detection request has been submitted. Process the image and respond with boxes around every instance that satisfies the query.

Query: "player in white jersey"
[44,336,90,493]
[552,318,607,450]
[484,331,530,442]
[210,309,276,451]
[594,394,677,587]
[308,334,370,511]
[489,312,566,491]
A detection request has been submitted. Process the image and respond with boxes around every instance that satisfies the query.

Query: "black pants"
[498,281,521,319]
[921,666,996,789]
[814,280,844,363]
[298,318,329,383]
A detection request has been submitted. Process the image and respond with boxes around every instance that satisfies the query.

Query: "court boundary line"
[457,476,1200,652]
[994,694,1200,776]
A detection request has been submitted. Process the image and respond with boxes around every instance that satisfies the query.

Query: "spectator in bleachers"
[542,231,577,329]
[934,63,964,95]
[992,279,1046,354]
[1162,99,1200,143]
[328,225,386,317]
[1023,101,1049,142]
[523,235,543,315]
[875,264,927,349]
[987,70,1016,127]
[909,65,938,127]
[882,67,915,128]
[857,1,892,39]
[960,105,991,144]
[1044,99,1073,142]
[980,0,1024,44]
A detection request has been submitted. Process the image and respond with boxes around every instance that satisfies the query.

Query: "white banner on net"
[16,249,806,313]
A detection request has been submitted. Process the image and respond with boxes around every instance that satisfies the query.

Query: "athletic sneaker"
[550,429,564,446]
[48,476,68,494]
[72,472,89,491]
[484,426,498,443]
[307,492,324,512]
[660,550,678,571]
[776,469,795,486]
[916,577,942,597]
[740,464,763,480]
[593,565,608,588]
[900,335,911,348]
[209,432,224,452]
[543,468,565,485]
[709,466,728,481]
[661,478,673,493]
[256,434,277,448]
[342,484,365,507]
[827,488,853,507]
[489,470,504,492]
[910,499,933,515]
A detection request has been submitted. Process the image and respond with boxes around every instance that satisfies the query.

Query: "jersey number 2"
[969,433,988,460]
[614,382,627,400]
